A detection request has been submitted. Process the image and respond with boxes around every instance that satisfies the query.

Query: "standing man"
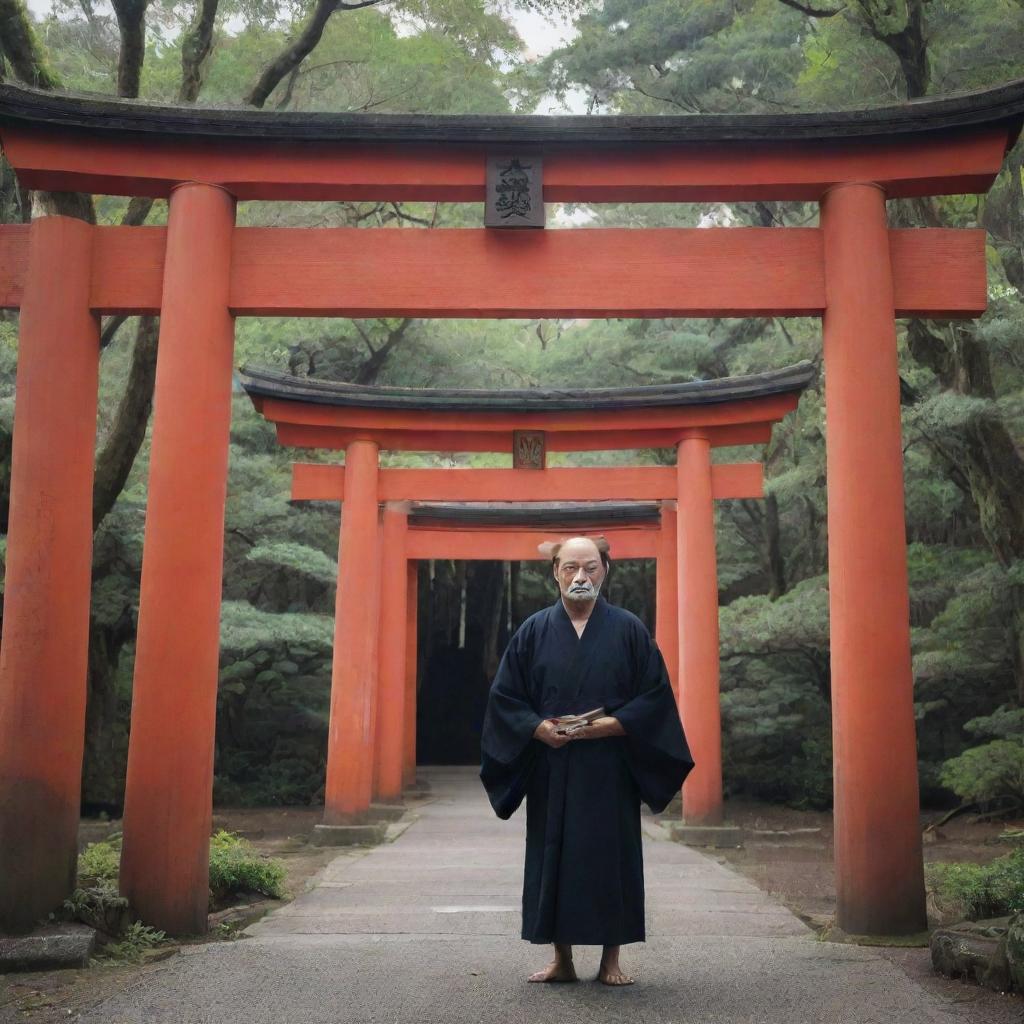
[479,535,694,986]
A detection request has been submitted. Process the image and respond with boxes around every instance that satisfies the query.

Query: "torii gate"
[0,79,1020,938]
[292,475,760,821]
[370,500,669,809]
[248,364,800,833]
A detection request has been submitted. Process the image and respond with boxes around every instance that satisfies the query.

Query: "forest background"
[0,0,1021,817]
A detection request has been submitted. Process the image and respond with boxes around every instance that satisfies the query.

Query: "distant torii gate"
[0,79,1021,938]
[370,500,669,809]
[254,368,793,834]
[309,495,713,809]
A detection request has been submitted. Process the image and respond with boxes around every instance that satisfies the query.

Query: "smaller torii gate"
[287,456,769,833]
[393,501,679,716]
[366,500,668,807]
[263,369,795,827]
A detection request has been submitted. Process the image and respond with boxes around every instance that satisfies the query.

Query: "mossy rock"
[930,915,1013,993]
[276,660,300,676]
[1007,910,1024,992]
[254,669,284,686]
[220,660,256,683]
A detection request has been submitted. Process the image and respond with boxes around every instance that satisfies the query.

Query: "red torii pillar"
[322,439,382,825]
[0,217,99,932]
[403,560,419,789]
[676,431,723,826]
[373,502,409,804]
[655,501,680,696]
[821,183,926,935]
[119,183,237,935]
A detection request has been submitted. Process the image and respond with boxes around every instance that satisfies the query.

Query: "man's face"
[553,538,607,604]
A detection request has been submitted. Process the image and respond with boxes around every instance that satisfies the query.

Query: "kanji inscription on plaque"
[513,430,546,469]
[486,154,544,228]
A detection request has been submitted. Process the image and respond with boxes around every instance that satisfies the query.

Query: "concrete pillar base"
[0,924,97,973]
[668,822,744,848]
[312,823,388,847]
[366,802,406,821]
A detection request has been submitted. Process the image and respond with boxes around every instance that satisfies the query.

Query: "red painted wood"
[233,227,826,318]
[710,462,763,499]
[677,435,723,826]
[273,423,775,453]
[0,226,988,320]
[402,561,417,790]
[0,223,29,309]
[92,225,166,315]
[889,229,987,317]
[656,503,679,703]
[374,504,408,802]
[821,183,927,935]
[0,218,99,932]
[1,125,1011,202]
[119,184,237,936]
[324,440,381,821]
[265,393,800,437]
[291,463,763,502]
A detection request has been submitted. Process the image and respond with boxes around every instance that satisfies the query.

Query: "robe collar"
[552,591,608,643]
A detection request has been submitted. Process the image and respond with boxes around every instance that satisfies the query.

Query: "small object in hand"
[549,706,606,736]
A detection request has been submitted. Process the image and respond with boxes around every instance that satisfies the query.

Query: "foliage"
[78,835,122,886]
[207,830,287,904]
[926,849,1024,921]
[60,836,131,937]
[92,921,170,966]
[939,740,1024,810]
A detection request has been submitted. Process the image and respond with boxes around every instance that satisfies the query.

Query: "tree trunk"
[81,609,135,810]
[478,561,507,679]
[93,316,160,529]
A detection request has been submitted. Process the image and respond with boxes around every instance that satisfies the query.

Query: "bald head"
[551,535,609,605]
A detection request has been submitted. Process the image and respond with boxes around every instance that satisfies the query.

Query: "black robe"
[478,594,695,946]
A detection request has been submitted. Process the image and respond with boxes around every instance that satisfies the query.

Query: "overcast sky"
[25,1,578,57]
[24,0,583,110]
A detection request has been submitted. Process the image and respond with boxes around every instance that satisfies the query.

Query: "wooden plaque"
[513,430,546,469]
[486,153,544,228]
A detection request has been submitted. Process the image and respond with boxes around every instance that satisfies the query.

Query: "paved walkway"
[83,767,963,1024]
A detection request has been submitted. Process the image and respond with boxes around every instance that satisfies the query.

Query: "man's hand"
[533,719,572,748]
[567,716,625,740]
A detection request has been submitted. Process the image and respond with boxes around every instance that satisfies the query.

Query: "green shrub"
[68,831,286,928]
[939,740,1024,809]
[926,848,1024,920]
[61,836,131,936]
[207,830,286,904]
[94,921,168,965]
[63,881,131,937]
[77,835,121,886]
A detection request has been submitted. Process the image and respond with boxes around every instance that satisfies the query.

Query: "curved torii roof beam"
[401,501,665,560]
[240,359,816,453]
[0,79,1022,201]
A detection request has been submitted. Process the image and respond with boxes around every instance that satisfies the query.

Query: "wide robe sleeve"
[610,626,696,814]
[479,625,546,820]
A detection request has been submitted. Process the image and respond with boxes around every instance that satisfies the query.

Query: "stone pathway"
[81,766,964,1024]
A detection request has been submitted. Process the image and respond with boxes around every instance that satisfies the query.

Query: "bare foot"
[528,959,578,983]
[596,963,635,986]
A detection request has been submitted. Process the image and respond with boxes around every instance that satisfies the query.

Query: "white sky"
[514,7,578,61]
[26,0,585,112]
